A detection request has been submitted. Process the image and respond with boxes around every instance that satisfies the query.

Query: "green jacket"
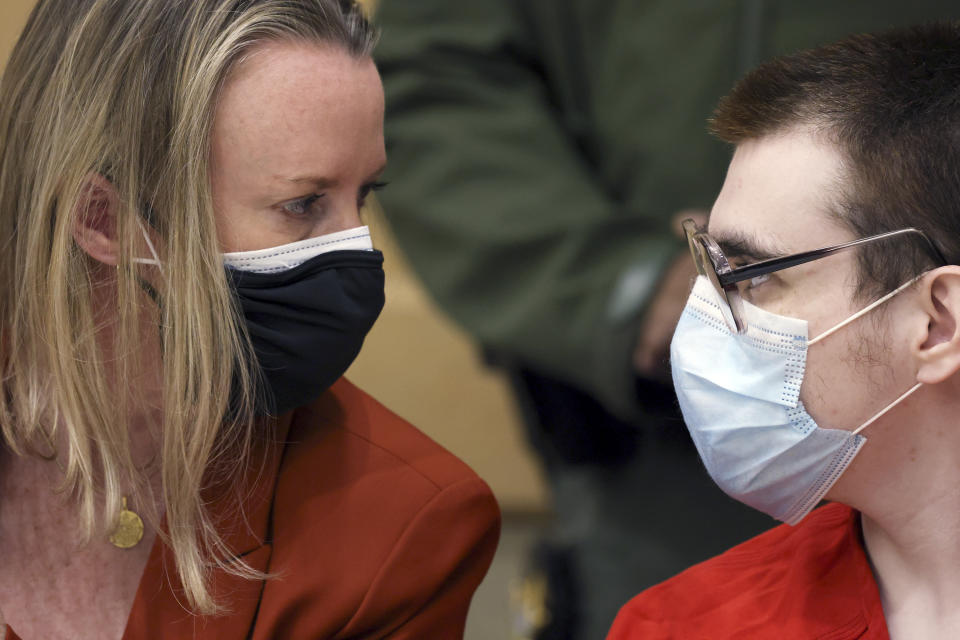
[374,1,957,420]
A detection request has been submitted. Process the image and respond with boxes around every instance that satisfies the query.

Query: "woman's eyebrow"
[277,174,336,187]
[276,163,388,188]
[367,163,387,181]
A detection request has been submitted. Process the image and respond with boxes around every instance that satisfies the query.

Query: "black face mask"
[226,249,385,415]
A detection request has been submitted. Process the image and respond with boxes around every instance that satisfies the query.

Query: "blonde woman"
[0,1,500,638]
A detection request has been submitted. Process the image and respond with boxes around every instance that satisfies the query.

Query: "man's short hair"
[711,22,960,299]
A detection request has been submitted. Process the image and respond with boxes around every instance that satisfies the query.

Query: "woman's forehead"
[214,41,382,141]
[210,41,384,189]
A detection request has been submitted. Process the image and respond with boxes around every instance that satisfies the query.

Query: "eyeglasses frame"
[681,218,948,334]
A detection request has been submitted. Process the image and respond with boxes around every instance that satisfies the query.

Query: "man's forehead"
[708,129,853,256]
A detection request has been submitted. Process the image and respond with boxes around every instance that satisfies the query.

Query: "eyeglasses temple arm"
[716,228,944,286]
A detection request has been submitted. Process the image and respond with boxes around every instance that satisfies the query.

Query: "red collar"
[610,503,890,639]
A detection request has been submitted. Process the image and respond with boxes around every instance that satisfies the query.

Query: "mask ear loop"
[132,218,163,271]
[851,382,923,435]
[807,274,926,435]
[809,276,921,346]
[127,217,165,351]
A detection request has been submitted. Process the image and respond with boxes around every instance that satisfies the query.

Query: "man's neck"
[860,463,960,639]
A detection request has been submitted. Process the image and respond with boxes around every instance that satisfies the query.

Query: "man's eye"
[283,194,324,216]
[747,273,771,289]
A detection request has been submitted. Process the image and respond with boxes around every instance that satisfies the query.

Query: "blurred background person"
[372,2,958,638]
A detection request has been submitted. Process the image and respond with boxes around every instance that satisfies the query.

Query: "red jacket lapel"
[123,413,292,639]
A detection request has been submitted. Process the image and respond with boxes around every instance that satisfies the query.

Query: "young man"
[609,22,960,640]
[374,4,956,637]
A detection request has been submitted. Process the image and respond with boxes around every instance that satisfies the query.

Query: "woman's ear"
[915,267,960,384]
[71,173,121,266]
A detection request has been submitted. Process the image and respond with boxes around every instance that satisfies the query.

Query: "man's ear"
[915,267,960,384]
[72,173,121,266]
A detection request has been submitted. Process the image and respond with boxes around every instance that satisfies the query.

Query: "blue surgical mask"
[670,276,922,525]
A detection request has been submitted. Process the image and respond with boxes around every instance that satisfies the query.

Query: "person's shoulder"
[607,504,863,640]
[258,378,500,637]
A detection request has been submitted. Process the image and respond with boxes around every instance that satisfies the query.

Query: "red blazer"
[607,503,888,640]
[6,379,501,639]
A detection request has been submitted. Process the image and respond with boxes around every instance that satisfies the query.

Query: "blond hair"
[0,0,376,613]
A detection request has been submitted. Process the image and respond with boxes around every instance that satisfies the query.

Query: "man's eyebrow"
[711,230,785,263]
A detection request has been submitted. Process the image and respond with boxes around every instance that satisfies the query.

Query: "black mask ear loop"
[135,275,161,307]
[94,173,165,340]
[133,206,165,350]
[135,275,164,354]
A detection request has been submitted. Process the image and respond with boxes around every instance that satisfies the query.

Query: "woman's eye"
[358,181,389,207]
[283,194,324,217]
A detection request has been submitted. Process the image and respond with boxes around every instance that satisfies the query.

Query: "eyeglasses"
[682,218,947,334]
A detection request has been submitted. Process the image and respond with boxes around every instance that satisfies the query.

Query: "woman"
[0,1,499,638]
